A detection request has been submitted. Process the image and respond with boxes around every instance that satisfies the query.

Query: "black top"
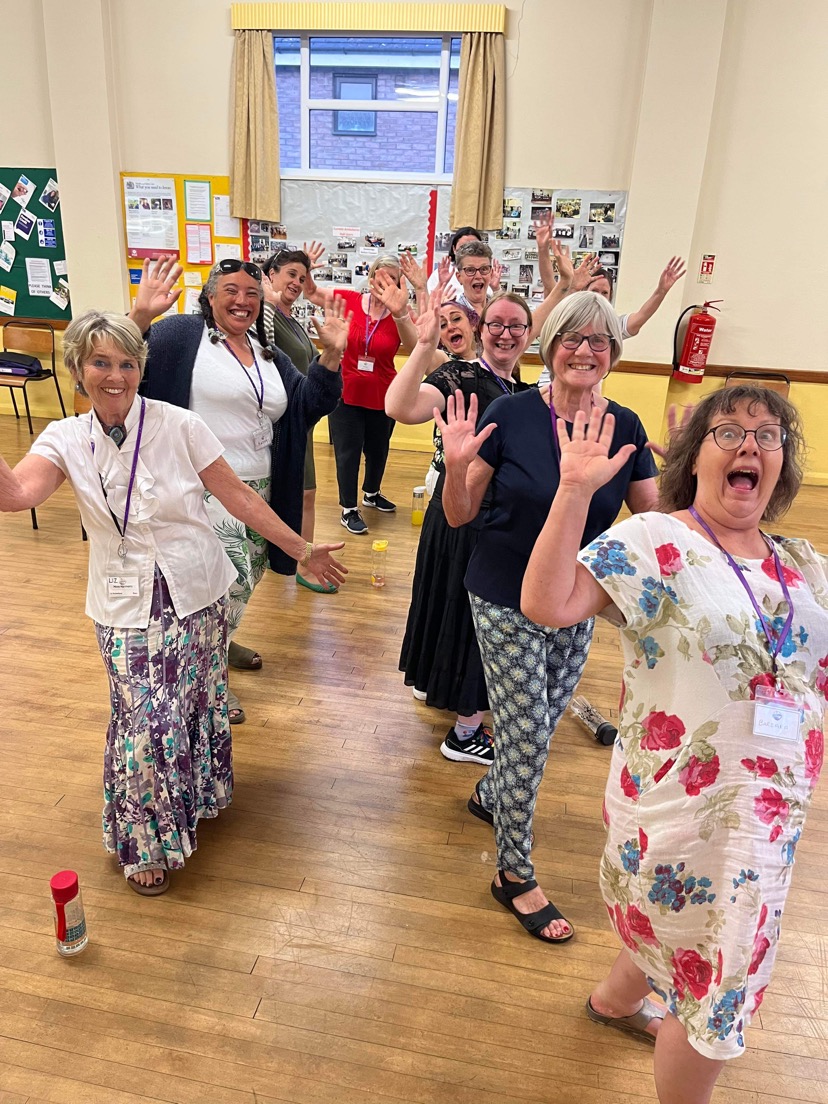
[426,358,530,514]
[465,389,658,610]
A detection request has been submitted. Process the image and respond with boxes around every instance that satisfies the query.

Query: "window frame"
[276,32,457,183]
[332,72,378,136]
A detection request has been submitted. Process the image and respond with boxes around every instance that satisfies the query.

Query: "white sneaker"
[412,687,428,701]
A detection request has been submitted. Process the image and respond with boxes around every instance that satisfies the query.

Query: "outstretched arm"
[200,457,347,587]
[385,288,448,423]
[521,408,634,627]
[625,257,686,337]
[0,453,65,512]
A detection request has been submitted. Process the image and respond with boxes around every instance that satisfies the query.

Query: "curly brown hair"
[659,385,805,522]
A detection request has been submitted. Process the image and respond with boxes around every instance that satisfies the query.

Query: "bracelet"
[393,314,409,322]
[298,541,313,567]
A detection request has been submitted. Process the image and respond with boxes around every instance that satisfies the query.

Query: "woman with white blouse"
[0,311,347,896]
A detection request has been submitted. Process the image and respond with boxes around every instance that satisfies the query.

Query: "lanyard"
[689,505,794,676]
[90,398,146,564]
[479,358,514,396]
[364,309,387,356]
[276,305,314,356]
[222,337,265,421]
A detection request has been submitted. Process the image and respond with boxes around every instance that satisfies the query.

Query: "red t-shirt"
[334,289,401,409]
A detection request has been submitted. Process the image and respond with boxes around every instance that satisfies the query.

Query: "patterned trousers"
[470,593,594,880]
[203,477,271,639]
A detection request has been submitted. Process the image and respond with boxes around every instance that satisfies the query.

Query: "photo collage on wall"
[433,188,628,321]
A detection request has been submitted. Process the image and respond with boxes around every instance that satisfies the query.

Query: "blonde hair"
[64,311,147,395]
[538,291,624,370]
[367,253,401,281]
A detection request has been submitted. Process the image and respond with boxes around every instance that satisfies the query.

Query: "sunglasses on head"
[216,259,262,282]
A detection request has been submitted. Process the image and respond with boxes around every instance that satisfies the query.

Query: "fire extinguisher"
[672,300,723,383]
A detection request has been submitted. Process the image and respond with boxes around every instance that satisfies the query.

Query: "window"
[274,35,461,181]
[333,74,377,135]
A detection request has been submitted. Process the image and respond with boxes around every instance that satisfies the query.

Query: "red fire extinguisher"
[672,300,723,383]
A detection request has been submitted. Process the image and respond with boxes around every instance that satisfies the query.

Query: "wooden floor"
[1,411,828,1104]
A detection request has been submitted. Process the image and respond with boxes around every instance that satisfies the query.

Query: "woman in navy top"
[440,291,659,945]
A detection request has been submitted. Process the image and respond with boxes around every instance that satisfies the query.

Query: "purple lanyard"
[222,337,265,419]
[90,397,146,563]
[479,357,513,396]
[364,310,387,356]
[689,506,794,676]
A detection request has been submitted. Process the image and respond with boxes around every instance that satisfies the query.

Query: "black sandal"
[491,871,574,944]
[467,785,534,845]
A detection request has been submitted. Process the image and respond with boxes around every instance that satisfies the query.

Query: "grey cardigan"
[139,314,341,574]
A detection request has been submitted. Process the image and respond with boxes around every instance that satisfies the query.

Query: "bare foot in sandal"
[496,871,572,941]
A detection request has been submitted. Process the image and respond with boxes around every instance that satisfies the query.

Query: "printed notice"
[26,256,53,296]
[184,179,211,221]
[213,194,239,238]
[123,175,179,258]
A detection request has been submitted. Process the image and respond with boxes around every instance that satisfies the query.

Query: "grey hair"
[538,290,624,370]
[64,310,147,395]
[455,241,493,268]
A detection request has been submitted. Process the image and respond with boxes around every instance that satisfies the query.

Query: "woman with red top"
[326,255,416,534]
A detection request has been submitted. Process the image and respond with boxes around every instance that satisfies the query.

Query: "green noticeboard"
[0,167,70,322]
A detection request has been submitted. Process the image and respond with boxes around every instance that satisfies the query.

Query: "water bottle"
[411,486,426,526]
[371,539,388,588]
[569,695,618,746]
[50,870,88,956]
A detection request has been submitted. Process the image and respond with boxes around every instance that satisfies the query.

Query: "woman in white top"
[0,311,346,896]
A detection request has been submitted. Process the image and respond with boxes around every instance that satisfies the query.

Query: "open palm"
[433,391,495,468]
[557,408,636,493]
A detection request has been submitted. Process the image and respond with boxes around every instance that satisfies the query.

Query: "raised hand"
[573,252,601,290]
[309,294,352,358]
[647,402,694,459]
[433,390,496,469]
[557,406,637,493]
[550,239,574,286]
[436,255,455,292]
[303,240,326,269]
[261,273,281,307]
[399,251,428,291]
[489,258,504,291]
[306,541,348,589]
[370,268,410,317]
[533,208,553,253]
[657,256,687,295]
[414,288,442,348]
[131,256,183,328]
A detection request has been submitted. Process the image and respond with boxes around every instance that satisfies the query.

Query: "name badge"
[753,684,802,742]
[108,575,140,598]
[253,423,273,450]
[357,356,375,373]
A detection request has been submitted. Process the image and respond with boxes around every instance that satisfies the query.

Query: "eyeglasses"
[459,266,492,277]
[703,423,787,451]
[557,330,612,352]
[482,320,530,337]
[217,259,262,282]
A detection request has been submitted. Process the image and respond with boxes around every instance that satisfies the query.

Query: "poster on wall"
[123,176,179,258]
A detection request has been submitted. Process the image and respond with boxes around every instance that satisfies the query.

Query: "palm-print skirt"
[94,568,233,878]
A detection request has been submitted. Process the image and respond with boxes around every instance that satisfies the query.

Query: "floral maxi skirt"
[95,570,233,878]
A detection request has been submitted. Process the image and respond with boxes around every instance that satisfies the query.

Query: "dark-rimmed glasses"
[703,423,787,451]
[217,258,262,282]
[557,330,612,352]
[482,320,529,337]
[459,265,493,277]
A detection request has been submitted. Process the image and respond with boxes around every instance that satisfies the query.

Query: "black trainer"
[341,509,368,535]
[440,723,494,765]
[362,491,397,512]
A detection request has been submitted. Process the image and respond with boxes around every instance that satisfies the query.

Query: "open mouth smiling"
[727,469,759,490]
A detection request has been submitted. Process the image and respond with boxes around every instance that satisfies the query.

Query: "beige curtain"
[230,29,281,221]
[449,32,506,232]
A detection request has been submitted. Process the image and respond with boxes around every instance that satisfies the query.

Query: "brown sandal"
[127,869,170,896]
[585,996,665,1044]
[228,689,246,725]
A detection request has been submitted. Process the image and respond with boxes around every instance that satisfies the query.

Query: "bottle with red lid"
[50,870,88,956]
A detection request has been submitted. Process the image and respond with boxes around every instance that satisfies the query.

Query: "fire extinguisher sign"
[698,254,716,284]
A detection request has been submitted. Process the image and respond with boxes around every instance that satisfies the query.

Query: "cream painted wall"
[686,0,828,371]
[2,3,54,166]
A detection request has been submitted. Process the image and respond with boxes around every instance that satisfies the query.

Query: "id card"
[357,356,375,373]
[253,424,273,450]
[753,684,802,742]
[108,575,140,598]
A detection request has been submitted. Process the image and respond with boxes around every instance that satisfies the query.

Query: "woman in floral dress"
[522,386,826,1104]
